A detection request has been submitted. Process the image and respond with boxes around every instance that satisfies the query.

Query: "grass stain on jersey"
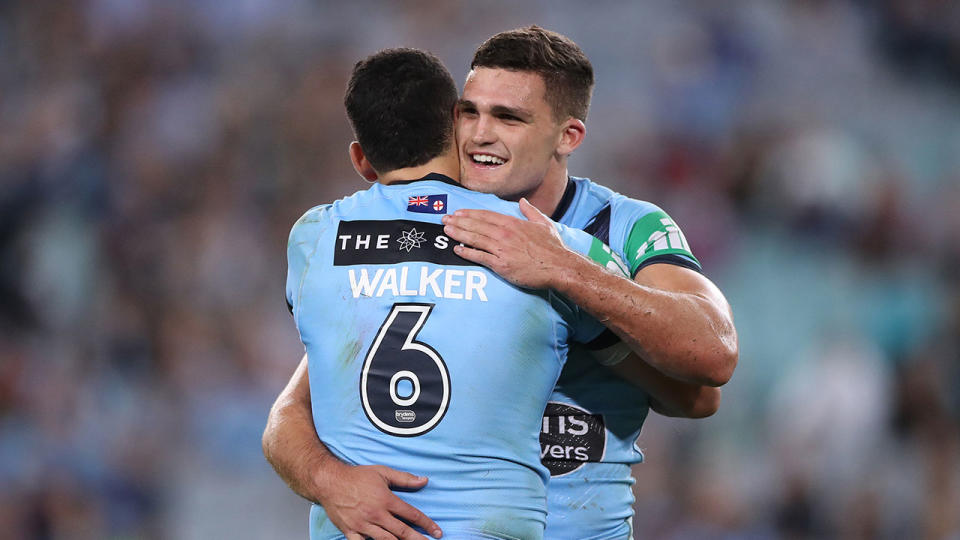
[475,515,544,540]
[337,338,363,372]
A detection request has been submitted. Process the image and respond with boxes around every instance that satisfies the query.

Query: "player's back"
[286,174,605,540]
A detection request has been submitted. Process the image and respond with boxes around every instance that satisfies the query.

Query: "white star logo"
[397,228,426,252]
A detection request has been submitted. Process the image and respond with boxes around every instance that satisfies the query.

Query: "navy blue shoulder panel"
[582,204,611,244]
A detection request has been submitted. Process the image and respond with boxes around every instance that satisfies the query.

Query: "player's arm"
[442,199,737,388]
[262,356,443,540]
[605,352,720,417]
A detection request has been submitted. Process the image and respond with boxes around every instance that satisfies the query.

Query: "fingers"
[387,499,443,539]
[340,505,440,540]
[443,223,496,253]
[357,523,396,540]
[519,197,549,223]
[379,467,429,490]
[453,244,497,268]
[347,516,433,540]
[380,513,436,540]
[370,467,442,538]
[442,211,527,254]
[344,510,440,540]
[442,215,503,246]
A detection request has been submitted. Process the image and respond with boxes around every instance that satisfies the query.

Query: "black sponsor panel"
[540,402,606,476]
[334,220,475,266]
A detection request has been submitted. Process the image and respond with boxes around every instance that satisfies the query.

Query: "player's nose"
[470,114,497,145]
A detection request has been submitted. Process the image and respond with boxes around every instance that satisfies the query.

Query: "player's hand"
[442,198,575,289]
[318,462,442,539]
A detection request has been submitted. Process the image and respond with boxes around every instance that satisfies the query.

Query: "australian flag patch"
[407,194,447,214]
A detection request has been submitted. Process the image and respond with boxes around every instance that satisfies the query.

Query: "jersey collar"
[550,177,577,222]
[390,173,576,219]
[390,172,459,187]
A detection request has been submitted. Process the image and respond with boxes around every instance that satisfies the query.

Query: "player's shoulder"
[568,177,671,248]
[286,204,331,259]
[570,176,662,218]
[291,184,382,229]
[568,177,699,272]
[286,186,374,245]
[295,203,333,225]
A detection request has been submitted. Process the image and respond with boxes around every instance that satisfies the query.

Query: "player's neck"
[380,150,460,185]
[525,166,569,217]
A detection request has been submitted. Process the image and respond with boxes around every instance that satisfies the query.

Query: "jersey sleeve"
[285,205,331,323]
[612,203,701,277]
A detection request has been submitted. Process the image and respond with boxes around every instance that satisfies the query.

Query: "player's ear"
[555,118,586,157]
[349,141,378,182]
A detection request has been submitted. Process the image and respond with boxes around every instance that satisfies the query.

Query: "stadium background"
[2,1,958,538]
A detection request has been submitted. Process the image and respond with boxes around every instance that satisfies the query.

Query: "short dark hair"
[344,48,458,172]
[471,25,594,121]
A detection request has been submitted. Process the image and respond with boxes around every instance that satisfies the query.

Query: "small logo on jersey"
[397,228,426,252]
[395,410,416,423]
[407,194,447,214]
[540,402,606,476]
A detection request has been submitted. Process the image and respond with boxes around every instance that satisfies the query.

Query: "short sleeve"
[617,206,701,277]
[285,205,330,322]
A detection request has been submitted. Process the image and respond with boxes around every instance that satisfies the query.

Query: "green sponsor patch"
[624,211,699,274]
[587,237,629,278]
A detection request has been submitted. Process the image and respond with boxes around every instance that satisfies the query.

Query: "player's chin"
[462,168,508,195]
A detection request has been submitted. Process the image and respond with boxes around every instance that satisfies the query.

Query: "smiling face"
[456,67,578,203]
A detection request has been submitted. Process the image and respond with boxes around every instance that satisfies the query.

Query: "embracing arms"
[441,199,738,389]
[266,199,735,539]
[262,356,442,540]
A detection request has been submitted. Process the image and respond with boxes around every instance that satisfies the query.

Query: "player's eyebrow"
[457,99,533,121]
[490,104,532,121]
[456,99,478,111]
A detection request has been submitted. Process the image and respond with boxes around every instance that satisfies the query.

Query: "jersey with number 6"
[285,174,615,540]
[540,176,702,540]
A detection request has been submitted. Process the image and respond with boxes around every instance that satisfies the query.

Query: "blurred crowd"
[1,1,958,538]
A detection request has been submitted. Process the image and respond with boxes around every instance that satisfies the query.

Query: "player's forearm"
[608,354,720,418]
[263,397,336,503]
[552,254,737,387]
[262,358,339,504]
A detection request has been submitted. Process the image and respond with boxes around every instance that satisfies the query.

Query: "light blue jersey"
[286,174,613,540]
[541,177,701,540]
